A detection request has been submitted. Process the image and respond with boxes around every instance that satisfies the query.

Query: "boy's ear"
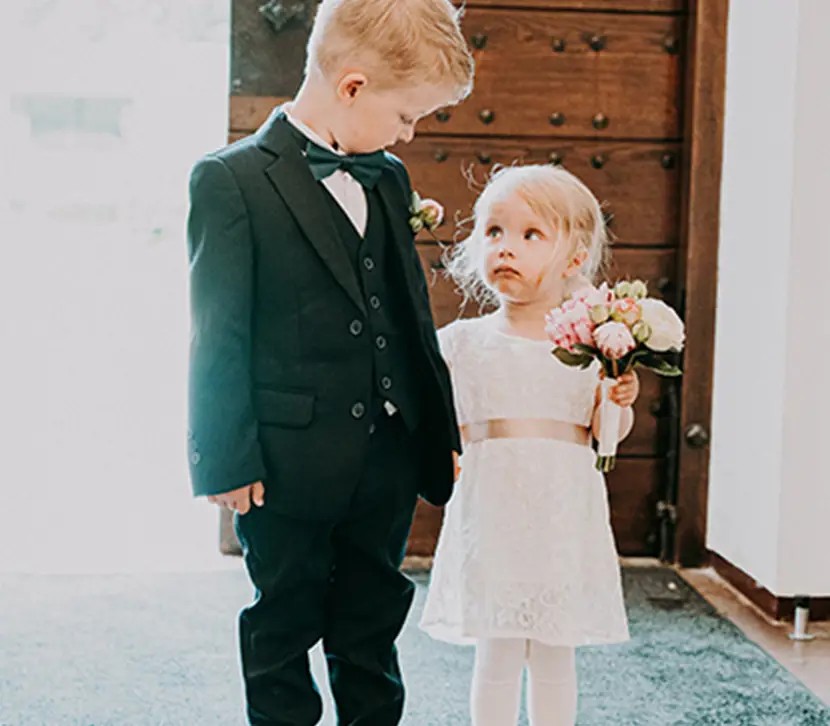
[337,72,369,104]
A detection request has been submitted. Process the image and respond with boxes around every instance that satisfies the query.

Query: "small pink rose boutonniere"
[409,191,444,237]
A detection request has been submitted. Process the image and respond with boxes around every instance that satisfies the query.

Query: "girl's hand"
[609,370,640,408]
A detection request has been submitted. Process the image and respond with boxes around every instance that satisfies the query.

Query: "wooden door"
[222,0,725,563]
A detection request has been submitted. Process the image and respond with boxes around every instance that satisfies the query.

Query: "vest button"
[363,256,375,271]
[351,402,366,419]
[375,335,388,350]
[349,319,363,336]
[370,295,381,310]
[381,376,393,391]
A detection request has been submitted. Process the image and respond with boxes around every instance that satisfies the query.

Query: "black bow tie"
[305,142,387,190]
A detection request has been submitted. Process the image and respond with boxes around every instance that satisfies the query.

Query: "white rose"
[639,298,685,352]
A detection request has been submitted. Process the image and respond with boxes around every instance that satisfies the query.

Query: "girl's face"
[481,192,576,305]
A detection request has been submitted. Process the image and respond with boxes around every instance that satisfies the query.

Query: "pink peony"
[419,199,444,229]
[546,321,577,351]
[593,321,636,360]
[571,282,613,308]
[611,298,642,327]
[546,297,595,351]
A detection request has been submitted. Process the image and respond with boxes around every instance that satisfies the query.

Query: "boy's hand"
[609,371,640,408]
[208,481,265,515]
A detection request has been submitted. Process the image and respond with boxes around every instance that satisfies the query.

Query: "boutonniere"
[409,191,444,238]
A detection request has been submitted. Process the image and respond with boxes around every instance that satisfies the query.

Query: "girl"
[420,165,638,725]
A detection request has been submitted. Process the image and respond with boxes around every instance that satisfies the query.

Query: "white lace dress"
[420,314,630,647]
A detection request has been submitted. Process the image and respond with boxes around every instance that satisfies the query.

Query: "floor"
[679,567,830,706]
[3,564,829,725]
[409,555,830,709]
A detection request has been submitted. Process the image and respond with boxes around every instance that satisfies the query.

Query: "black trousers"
[234,412,419,725]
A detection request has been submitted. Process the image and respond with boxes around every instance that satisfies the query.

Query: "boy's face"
[332,75,454,154]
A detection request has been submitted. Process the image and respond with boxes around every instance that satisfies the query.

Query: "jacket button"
[351,402,366,419]
[363,257,375,271]
[190,452,201,465]
[370,295,381,310]
[381,376,393,390]
[375,335,387,350]
[349,319,363,336]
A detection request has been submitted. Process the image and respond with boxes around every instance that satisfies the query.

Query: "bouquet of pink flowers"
[545,280,685,472]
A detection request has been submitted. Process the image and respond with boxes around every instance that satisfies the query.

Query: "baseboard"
[709,551,830,622]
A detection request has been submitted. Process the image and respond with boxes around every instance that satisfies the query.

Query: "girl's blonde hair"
[306,0,474,101]
[446,164,610,307]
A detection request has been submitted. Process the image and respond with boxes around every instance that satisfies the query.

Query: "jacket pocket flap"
[254,389,315,428]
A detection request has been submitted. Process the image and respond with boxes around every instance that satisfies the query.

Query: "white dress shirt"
[284,108,368,238]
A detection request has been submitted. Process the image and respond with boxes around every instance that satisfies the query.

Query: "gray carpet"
[1,567,828,726]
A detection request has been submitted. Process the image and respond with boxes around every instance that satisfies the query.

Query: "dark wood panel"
[463,0,686,11]
[396,136,682,247]
[231,2,307,98]
[673,0,728,567]
[408,501,445,557]
[605,246,678,298]
[229,96,288,133]
[607,457,663,555]
[417,244,488,327]
[421,9,685,139]
[229,8,685,139]
[229,127,683,248]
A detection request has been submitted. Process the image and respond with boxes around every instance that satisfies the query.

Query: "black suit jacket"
[186,107,461,519]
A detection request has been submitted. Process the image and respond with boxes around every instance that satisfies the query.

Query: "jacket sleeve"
[386,155,462,453]
[186,155,266,497]
[386,155,435,320]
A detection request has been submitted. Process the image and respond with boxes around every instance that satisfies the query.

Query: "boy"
[186,1,474,723]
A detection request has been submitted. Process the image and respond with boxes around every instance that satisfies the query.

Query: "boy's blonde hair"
[306,0,474,101]
[446,164,610,306]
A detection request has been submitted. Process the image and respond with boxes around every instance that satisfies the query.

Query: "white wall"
[776,0,830,595]
[708,0,830,596]
[0,5,234,573]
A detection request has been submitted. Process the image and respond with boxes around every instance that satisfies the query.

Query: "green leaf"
[573,343,597,357]
[553,348,594,369]
[637,356,683,377]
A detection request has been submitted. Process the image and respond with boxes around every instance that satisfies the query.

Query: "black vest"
[319,187,423,430]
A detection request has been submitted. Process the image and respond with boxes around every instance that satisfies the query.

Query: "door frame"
[673,0,729,566]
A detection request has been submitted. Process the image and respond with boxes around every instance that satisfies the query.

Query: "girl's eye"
[486,226,503,239]
[524,228,544,241]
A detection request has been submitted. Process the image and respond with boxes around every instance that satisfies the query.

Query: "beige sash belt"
[461,418,591,447]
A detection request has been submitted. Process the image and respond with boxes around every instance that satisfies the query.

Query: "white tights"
[470,638,577,726]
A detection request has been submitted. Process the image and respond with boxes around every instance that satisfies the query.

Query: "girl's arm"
[592,371,639,442]
[591,399,635,442]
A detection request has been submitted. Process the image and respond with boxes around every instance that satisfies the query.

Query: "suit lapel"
[376,171,423,307]
[257,109,366,316]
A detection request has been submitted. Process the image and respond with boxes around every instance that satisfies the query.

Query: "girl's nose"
[498,245,515,259]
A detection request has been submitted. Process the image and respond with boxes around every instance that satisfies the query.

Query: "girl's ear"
[563,248,589,278]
